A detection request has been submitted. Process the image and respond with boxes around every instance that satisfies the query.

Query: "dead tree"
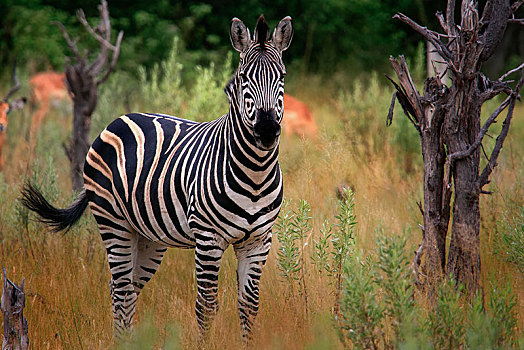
[53,0,123,192]
[387,0,523,294]
[1,268,28,350]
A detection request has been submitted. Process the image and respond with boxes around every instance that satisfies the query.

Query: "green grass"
[0,48,523,348]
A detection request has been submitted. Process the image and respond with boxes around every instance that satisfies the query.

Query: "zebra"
[21,14,293,342]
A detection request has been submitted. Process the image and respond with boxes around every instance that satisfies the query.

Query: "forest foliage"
[1,0,522,78]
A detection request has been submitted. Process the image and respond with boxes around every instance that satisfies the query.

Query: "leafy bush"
[337,72,421,171]
[495,206,524,272]
[275,199,312,303]
[338,232,520,349]
[135,37,232,122]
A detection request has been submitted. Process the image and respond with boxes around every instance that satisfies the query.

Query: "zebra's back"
[84,112,201,247]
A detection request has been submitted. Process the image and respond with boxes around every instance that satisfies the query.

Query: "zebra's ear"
[230,18,251,53]
[272,16,293,52]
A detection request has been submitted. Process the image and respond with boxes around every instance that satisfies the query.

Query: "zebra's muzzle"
[253,109,281,150]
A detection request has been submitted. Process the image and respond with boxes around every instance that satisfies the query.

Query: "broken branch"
[52,21,82,60]
[479,78,523,188]
[448,95,512,163]
[498,62,524,82]
[393,13,453,64]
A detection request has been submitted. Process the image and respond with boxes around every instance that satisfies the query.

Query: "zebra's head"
[229,15,293,151]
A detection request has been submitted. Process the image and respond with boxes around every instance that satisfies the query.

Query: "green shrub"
[495,206,524,272]
[184,52,232,122]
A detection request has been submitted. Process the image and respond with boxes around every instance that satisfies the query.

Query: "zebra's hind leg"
[233,232,272,343]
[132,235,167,295]
[102,225,138,339]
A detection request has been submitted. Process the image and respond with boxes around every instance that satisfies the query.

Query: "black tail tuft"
[20,182,88,233]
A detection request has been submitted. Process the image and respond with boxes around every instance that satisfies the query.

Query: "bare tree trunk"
[387,0,524,295]
[54,0,122,192]
[444,83,482,291]
[1,268,28,350]
[66,64,97,192]
[420,79,450,288]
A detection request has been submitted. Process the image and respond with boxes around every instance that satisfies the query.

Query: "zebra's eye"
[277,98,283,111]
[245,98,254,117]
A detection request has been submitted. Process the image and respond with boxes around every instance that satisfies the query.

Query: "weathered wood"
[388,0,523,294]
[54,0,123,192]
[1,268,28,350]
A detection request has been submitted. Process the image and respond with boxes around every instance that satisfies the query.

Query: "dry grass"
[0,80,522,348]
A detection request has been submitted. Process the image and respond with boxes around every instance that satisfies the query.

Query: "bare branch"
[417,201,424,216]
[97,30,123,86]
[446,0,458,35]
[498,62,524,82]
[511,0,524,12]
[386,91,396,127]
[436,11,448,32]
[479,78,524,188]
[385,61,422,133]
[393,13,454,65]
[52,21,82,60]
[76,8,117,51]
[480,80,514,102]
[448,95,512,163]
[508,18,524,24]
[412,240,425,286]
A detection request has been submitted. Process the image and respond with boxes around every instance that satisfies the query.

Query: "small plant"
[311,187,357,318]
[138,37,185,114]
[184,52,232,122]
[275,199,300,286]
[339,249,384,349]
[275,198,313,312]
[375,231,414,344]
[495,206,524,272]
[427,277,466,349]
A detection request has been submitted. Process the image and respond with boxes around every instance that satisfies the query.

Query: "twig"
[436,11,448,32]
[508,18,524,24]
[52,21,82,60]
[479,78,523,188]
[393,13,453,64]
[448,94,512,163]
[76,8,117,51]
[511,0,524,13]
[412,240,425,286]
[498,62,524,82]
[417,201,424,216]
[386,91,396,126]
[97,31,123,85]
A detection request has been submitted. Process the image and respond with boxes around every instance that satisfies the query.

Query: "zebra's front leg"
[234,232,272,342]
[195,236,226,335]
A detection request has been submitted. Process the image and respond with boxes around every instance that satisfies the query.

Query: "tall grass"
[0,43,523,348]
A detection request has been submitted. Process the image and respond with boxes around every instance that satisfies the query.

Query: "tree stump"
[1,268,28,350]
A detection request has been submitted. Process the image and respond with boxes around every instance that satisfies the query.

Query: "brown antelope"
[29,71,69,129]
[0,66,26,171]
[282,93,318,139]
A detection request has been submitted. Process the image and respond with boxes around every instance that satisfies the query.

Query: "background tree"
[387,0,523,293]
[53,0,122,191]
[2,1,520,77]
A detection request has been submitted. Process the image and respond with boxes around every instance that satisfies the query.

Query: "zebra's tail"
[20,182,89,233]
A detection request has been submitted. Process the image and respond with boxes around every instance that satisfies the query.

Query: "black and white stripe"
[21,15,293,342]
